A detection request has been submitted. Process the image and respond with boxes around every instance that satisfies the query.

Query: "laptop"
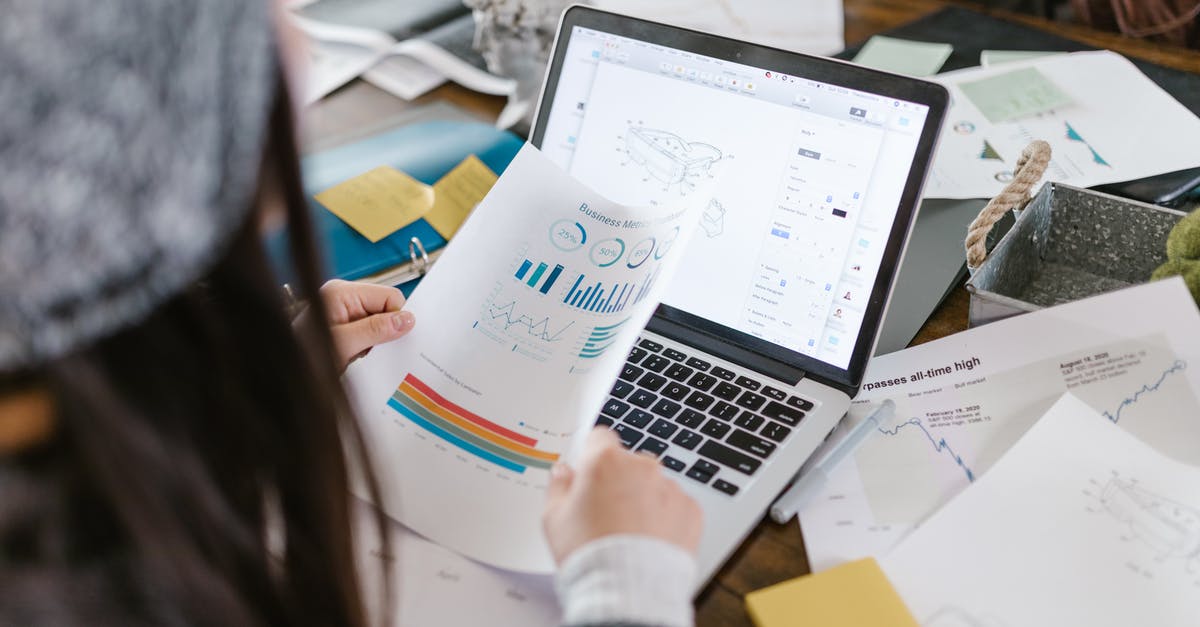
[530,6,948,587]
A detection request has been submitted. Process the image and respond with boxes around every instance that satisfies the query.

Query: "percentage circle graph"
[626,237,656,269]
[589,238,625,268]
[550,219,587,252]
[653,226,681,260]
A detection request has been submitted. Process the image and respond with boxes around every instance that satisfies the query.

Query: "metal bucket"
[967,183,1187,326]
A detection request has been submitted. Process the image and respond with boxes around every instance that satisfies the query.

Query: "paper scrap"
[980,49,1062,67]
[745,558,919,627]
[958,66,1074,123]
[851,36,953,77]
[315,165,434,243]
[425,155,498,240]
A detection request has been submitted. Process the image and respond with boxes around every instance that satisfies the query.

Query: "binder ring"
[409,237,431,276]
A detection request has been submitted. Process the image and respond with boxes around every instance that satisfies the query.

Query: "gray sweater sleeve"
[556,535,697,627]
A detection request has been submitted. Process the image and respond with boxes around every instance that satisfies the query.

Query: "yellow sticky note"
[744,558,919,627]
[315,165,434,243]
[425,155,499,240]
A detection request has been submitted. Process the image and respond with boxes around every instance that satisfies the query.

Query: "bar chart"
[562,265,662,314]
[387,374,559,474]
[578,317,630,359]
[513,258,565,295]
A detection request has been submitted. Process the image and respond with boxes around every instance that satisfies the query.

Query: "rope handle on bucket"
[964,140,1052,273]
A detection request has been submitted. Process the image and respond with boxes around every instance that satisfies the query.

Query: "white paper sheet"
[592,0,844,56]
[798,278,1200,571]
[343,145,707,573]
[883,393,1200,627]
[353,500,560,627]
[925,51,1200,199]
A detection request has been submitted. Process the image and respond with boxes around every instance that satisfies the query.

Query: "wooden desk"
[304,4,1200,624]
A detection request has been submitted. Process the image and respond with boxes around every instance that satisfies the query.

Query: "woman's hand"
[542,428,703,564]
[318,280,415,370]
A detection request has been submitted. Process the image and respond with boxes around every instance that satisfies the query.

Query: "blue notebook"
[270,120,524,286]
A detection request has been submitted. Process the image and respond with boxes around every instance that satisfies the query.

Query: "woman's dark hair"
[0,78,389,626]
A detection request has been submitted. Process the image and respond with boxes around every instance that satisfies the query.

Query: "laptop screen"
[534,19,939,376]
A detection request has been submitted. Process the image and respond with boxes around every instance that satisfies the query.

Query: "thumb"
[333,310,415,364]
[544,461,575,510]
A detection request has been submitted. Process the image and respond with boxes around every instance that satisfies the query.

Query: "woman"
[0,2,700,626]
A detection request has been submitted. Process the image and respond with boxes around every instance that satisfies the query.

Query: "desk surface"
[305,2,1200,624]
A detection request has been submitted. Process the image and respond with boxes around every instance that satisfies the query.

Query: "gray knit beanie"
[0,1,279,371]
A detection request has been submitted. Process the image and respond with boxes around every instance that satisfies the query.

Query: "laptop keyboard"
[595,337,816,497]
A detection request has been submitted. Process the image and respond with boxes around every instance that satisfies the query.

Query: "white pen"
[769,400,896,524]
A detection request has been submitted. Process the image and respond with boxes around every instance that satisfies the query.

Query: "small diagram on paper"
[1087,474,1200,573]
[701,198,726,238]
[620,125,724,193]
[925,605,1008,627]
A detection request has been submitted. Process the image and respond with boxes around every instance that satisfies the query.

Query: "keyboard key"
[727,429,777,458]
[637,373,668,392]
[649,419,678,439]
[762,386,787,401]
[786,395,815,411]
[686,459,720,484]
[687,372,717,391]
[713,382,741,400]
[762,401,804,425]
[642,355,671,372]
[610,380,634,399]
[664,363,694,382]
[676,409,705,429]
[686,357,711,371]
[612,424,643,448]
[624,409,653,428]
[661,455,686,472]
[701,419,731,439]
[735,390,767,411]
[672,429,702,450]
[710,401,739,421]
[595,415,614,427]
[712,479,740,496]
[735,376,762,391]
[734,411,765,431]
[698,440,762,475]
[761,422,791,442]
[628,390,657,409]
[711,366,736,381]
[663,348,687,362]
[686,467,714,484]
[637,437,668,457]
[639,339,664,352]
[650,398,681,419]
[661,382,689,401]
[684,391,715,411]
[601,399,630,419]
[619,364,644,382]
[627,347,648,365]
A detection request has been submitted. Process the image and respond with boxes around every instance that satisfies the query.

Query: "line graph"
[483,301,574,342]
[878,419,977,482]
[1103,360,1187,424]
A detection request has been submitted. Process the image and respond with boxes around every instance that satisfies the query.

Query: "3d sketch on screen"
[701,198,725,238]
[621,126,724,192]
[1091,476,1200,569]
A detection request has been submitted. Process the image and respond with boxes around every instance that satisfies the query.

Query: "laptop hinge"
[644,315,806,387]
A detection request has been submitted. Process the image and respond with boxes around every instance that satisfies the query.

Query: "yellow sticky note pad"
[744,558,919,627]
[425,155,499,240]
[315,165,434,243]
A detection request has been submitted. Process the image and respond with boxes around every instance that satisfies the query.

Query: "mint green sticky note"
[852,36,953,77]
[958,67,1074,123]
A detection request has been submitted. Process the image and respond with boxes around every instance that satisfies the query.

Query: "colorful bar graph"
[387,374,559,473]
[514,259,564,295]
[578,318,629,359]
[563,273,653,314]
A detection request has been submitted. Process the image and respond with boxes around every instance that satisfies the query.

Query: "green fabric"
[1152,210,1200,301]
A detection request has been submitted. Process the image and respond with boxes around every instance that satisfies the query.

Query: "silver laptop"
[530,6,948,587]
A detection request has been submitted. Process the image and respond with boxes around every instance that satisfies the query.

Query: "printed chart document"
[798,278,1200,571]
[883,394,1200,627]
[344,144,705,573]
[925,51,1200,199]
